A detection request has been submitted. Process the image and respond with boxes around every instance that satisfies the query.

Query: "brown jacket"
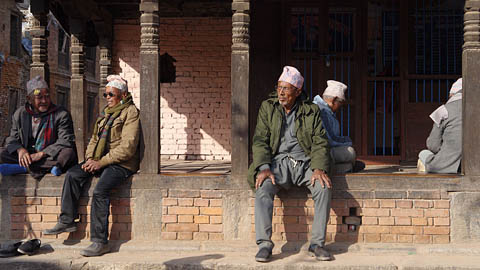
[85,104,140,172]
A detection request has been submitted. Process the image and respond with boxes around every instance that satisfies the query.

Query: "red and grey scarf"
[25,103,58,152]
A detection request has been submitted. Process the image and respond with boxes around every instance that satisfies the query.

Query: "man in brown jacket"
[43,75,140,257]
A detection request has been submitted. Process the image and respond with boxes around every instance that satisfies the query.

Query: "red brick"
[378,217,394,225]
[200,207,222,215]
[119,232,132,240]
[395,217,412,226]
[178,198,194,206]
[114,215,132,223]
[413,200,432,209]
[362,217,378,225]
[42,197,57,206]
[391,226,422,235]
[166,223,199,232]
[11,197,25,205]
[434,217,450,226]
[200,190,222,198]
[398,234,413,243]
[434,200,450,209]
[194,198,209,207]
[169,189,200,198]
[163,198,178,206]
[26,214,42,222]
[331,200,347,208]
[381,234,397,243]
[412,217,428,226]
[11,206,36,214]
[199,224,222,232]
[396,200,413,208]
[110,223,128,232]
[414,235,432,244]
[10,214,25,222]
[364,233,381,243]
[379,199,395,208]
[162,215,177,223]
[347,199,362,208]
[423,226,449,235]
[363,200,379,208]
[178,215,194,223]
[433,235,450,244]
[168,207,199,215]
[25,197,42,205]
[425,209,449,217]
[360,208,390,217]
[210,216,222,224]
[42,214,58,222]
[178,232,193,240]
[391,209,423,217]
[209,233,224,241]
[161,232,177,240]
[193,232,209,240]
[209,199,222,207]
[359,226,391,234]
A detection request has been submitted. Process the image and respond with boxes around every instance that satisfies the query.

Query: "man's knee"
[310,184,331,200]
[255,179,278,199]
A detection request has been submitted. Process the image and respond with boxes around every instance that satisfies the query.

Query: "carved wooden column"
[70,19,88,161]
[231,0,250,184]
[463,1,480,175]
[99,37,112,110]
[30,0,49,82]
[139,0,160,174]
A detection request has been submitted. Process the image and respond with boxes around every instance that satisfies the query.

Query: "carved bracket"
[464,1,480,50]
[232,0,250,52]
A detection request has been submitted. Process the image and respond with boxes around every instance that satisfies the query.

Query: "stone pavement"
[1,240,480,269]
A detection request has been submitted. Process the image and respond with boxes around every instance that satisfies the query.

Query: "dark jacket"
[247,91,330,189]
[5,105,76,159]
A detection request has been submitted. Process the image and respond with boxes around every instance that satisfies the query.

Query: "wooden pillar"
[30,0,49,82]
[231,0,250,183]
[139,0,160,174]
[70,19,88,161]
[463,1,480,175]
[99,37,112,110]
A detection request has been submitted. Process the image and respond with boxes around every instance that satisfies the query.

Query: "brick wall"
[113,18,232,161]
[8,184,451,244]
[248,195,450,244]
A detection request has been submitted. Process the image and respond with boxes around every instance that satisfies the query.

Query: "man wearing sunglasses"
[248,66,332,262]
[0,76,77,179]
[43,75,140,257]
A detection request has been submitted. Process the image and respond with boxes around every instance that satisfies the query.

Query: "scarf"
[92,92,134,160]
[25,103,58,152]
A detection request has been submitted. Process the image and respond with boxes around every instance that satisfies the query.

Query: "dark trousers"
[59,163,132,244]
[0,147,77,179]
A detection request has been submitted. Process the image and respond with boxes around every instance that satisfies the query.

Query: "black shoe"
[0,241,23,258]
[255,247,272,262]
[80,242,110,257]
[17,239,41,256]
[42,222,77,235]
[308,244,331,261]
[353,160,366,172]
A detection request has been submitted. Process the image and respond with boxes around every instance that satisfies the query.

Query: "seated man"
[312,80,363,174]
[418,78,462,173]
[0,76,77,179]
[43,75,140,257]
[248,66,332,262]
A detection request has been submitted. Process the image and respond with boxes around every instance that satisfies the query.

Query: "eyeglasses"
[103,92,116,98]
[276,85,296,93]
[34,94,50,100]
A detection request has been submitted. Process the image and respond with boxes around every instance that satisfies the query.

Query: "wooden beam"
[139,0,160,174]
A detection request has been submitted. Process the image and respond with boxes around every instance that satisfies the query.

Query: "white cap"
[323,80,348,101]
[26,75,49,95]
[278,66,304,89]
[450,78,462,95]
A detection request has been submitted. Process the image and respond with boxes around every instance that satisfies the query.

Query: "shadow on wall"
[113,19,232,161]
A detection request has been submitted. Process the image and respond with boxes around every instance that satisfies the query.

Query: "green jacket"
[247,91,330,189]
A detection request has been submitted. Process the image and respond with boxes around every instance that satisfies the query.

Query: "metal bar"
[430,0,433,102]
[391,0,394,155]
[383,80,386,156]
[415,0,419,102]
[347,13,351,137]
[310,10,313,98]
[446,8,449,75]
[423,0,426,102]
[453,9,456,74]
[340,13,345,136]
[304,9,307,91]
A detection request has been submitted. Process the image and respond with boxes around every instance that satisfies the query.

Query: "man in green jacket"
[249,66,332,262]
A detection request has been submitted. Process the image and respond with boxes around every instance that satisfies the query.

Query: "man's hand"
[30,152,46,162]
[82,159,102,173]
[255,168,275,189]
[311,169,332,189]
[17,148,32,168]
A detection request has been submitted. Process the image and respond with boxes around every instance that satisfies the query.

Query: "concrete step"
[1,240,480,270]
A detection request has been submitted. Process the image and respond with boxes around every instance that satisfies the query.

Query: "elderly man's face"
[104,86,126,108]
[30,88,51,113]
[277,81,301,111]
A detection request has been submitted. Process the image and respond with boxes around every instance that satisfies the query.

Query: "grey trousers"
[330,146,356,174]
[254,157,331,250]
